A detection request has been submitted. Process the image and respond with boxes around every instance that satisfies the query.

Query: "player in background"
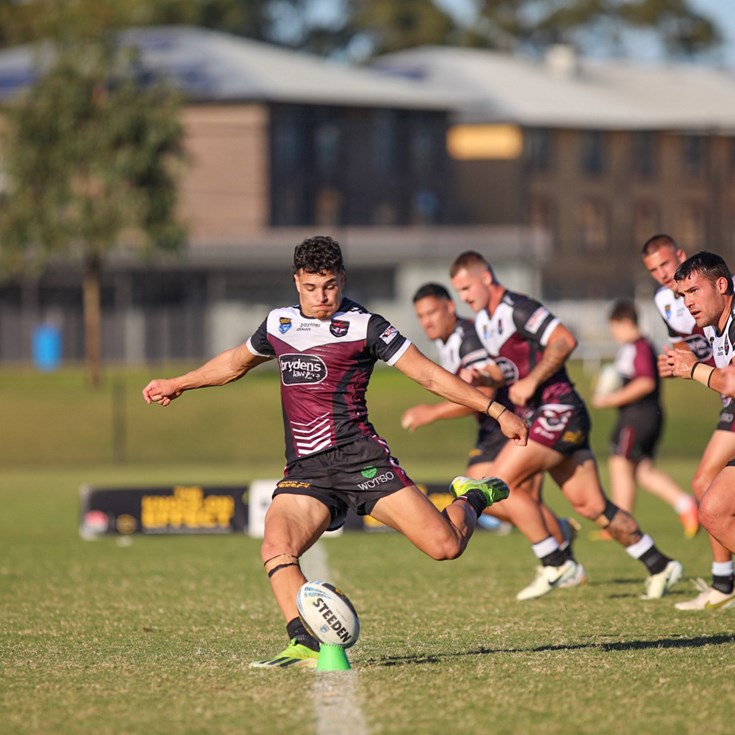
[642,235,735,610]
[450,250,682,601]
[143,235,527,668]
[402,283,586,574]
[664,252,735,604]
[591,299,698,539]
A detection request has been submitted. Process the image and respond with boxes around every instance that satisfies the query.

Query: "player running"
[402,282,586,575]
[143,235,527,668]
[665,251,735,599]
[450,250,682,601]
[642,235,735,610]
[591,299,698,539]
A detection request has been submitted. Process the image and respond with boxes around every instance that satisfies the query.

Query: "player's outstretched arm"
[142,343,269,406]
[394,345,528,445]
[665,346,735,396]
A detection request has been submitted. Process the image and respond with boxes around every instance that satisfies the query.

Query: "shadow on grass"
[370,633,735,668]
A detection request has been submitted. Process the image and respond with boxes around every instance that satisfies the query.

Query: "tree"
[0,34,185,386]
[0,1,723,61]
[463,0,723,59]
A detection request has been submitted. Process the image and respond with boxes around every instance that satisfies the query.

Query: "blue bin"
[33,324,62,371]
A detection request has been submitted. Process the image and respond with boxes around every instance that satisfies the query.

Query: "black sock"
[286,617,319,652]
[541,546,572,567]
[712,574,734,594]
[455,488,487,518]
[639,546,669,575]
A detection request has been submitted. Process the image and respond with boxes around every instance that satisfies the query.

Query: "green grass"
[1,364,731,734]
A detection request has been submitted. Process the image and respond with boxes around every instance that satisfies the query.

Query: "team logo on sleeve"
[330,319,350,338]
[380,325,398,344]
[279,317,292,334]
[279,354,327,385]
[525,307,549,335]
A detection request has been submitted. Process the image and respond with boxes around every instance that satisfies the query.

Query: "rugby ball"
[296,581,360,648]
[594,363,623,396]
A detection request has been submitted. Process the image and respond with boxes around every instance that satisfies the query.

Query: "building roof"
[374,45,735,131]
[0,26,463,111]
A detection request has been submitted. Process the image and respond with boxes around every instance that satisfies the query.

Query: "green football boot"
[450,476,510,507]
[249,639,319,669]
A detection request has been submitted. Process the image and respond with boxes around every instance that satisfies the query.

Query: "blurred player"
[143,235,527,668]
[591,299,698,538]
[664,251,735,605]
[450,250,682,601]
[402,283,586,571]
[642,235,735,610]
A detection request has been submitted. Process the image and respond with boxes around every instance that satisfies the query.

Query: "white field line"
[301,543,369,735]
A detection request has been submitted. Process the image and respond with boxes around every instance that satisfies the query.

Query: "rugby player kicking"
[143,235,527,668]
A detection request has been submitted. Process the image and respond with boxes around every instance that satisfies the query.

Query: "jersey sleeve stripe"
[385,339,412,366]
[245,337,271,358]
[538,318,560,347]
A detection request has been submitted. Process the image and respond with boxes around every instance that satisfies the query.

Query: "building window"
[315,121,340,180]
[577,199,608,252]
[678,202,707,249]
[682,135,707,177]
[631,132,657,179]
[632,201,660,248]
[580,130,605,176]
[372,110,399,175]
[529,196,556,249]
[525,128,552,172]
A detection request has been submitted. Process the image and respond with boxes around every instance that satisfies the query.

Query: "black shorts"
[274,435,414,531]
[525,387,590,456]
[467,425,507,466]
[716,401,735,432]
[610,405,662,461]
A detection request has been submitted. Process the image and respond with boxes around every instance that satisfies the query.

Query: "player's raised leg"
[370,477,509,560]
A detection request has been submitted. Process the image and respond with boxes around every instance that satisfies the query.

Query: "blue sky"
[436,0,735,67]
[691,0,735,66]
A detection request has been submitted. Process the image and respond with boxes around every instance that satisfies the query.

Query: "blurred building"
[1,28,735,363]
[375,44,735,299]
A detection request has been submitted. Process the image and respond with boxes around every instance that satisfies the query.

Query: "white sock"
[625,534,654,559]
[712,561,734,577]
[532,536,559,559]
[674,496,696,514]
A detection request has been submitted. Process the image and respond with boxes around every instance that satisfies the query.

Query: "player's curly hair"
[293,235,345,275]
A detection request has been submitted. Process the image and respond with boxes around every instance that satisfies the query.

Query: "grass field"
[2,364,733,735]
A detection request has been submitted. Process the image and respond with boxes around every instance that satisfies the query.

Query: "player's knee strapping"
[598,499,619,526]
[264,553,300,578]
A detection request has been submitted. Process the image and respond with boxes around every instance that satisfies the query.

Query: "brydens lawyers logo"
[360,466,378,479]
[279,354,327,385]
[330,319,350,338]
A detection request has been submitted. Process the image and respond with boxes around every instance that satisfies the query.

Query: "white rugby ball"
[296,581,360,648]
[594,363,623,396]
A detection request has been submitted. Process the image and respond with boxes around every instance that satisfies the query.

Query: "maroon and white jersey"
[435,316,493,376]
[435,316,498,434]
[246,298,411,464]
[474,290,573,406]
[706,302,735,410]
[653,285,712,362]
[614,336,660,409]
